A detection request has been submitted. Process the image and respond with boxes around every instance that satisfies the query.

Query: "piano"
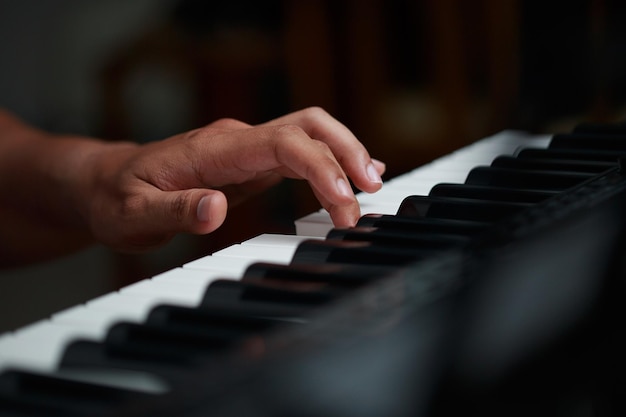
[1,125,625,416]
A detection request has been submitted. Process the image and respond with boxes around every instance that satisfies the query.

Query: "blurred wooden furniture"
[282,0,521,175]
[98,0,522,284]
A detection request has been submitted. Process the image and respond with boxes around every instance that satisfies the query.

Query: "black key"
[573,122,626,135]
[133,307,281,346]
[465,166,594,191]
[396,195,531,222]
[549,133,626,151]
[60,340,197,385]
[146,304,296,329]
[326,226,469,249]
[243,262,396,287]
[517,148,624,163]
[490,155,614,174]
[103,323,234,364]
[430,183,555,203]
[200,280,340,309]
[102,320,271,364]
[292,239,440,266]
[357,214,488,236]
[196,291,311,318]
[0,370,145,417]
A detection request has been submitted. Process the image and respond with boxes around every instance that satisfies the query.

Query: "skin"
[0,107,385,267]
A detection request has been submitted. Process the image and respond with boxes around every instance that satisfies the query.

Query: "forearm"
[0,110,131,266]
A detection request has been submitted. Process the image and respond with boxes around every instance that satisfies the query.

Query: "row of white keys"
[295,130,552,237]
[0,130,551,389]
[0,233,319,391]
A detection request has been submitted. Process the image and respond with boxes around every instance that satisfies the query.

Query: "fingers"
[260,107,385,193]
[201,123,362,226]
[89,108,378,252]
[182,109,384,227]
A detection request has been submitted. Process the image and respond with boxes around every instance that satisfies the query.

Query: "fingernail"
[372,158,386,170]
[336,178,353,199]
[366,162,382,183]
[197,195,212,222]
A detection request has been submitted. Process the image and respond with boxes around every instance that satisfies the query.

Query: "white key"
[186,232,311,272]
[294,210,334,237]
[183,254,258,273]
[212,244,295,263]
[53,305,134,329]
[357,191,406,209]
[357,201,399,216]
[79,293,179,322]
[50,293,194,336]
[427,159,482,172]
[0,320,102,372]
[374,180,434,196]
[406,168,471,183]
[242,233,321,247]
[120,279,205,304]
[152,267,227,286]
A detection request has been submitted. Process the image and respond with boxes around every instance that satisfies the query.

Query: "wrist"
[67,138,140,235]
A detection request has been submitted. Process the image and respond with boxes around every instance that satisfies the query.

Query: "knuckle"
[309,138,334,158]
[211,117,241,129]
[188,119,239,140]
[180,128,204,144]
[313,139,332,153]
[301,106,328,120]
[273,124,308,153]
[119,195,146,219]
[118,193,147,222]
[275,123,305,140]
[171,193,193,224]
[97,193,146,245]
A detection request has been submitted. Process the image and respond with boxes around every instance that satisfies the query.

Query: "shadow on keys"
[114,174,626,416]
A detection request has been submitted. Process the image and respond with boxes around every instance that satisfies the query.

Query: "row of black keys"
[2,124,626,416]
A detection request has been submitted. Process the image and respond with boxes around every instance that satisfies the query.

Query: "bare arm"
[0,107,385,267]
[0,110,129,265]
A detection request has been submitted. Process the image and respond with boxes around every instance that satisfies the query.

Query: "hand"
[83,107,385,252]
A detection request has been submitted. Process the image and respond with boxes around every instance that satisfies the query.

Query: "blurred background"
[1,0,626,332]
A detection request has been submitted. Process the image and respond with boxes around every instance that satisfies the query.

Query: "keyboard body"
[1,128,626,416]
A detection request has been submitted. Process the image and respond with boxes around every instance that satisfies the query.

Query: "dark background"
[1,0,626,332]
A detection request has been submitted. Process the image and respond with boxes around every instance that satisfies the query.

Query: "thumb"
[149,188,228,236]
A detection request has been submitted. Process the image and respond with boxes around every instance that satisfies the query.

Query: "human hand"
[83,107,385,251]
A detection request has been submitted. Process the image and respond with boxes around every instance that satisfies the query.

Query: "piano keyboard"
[1,126,625,417]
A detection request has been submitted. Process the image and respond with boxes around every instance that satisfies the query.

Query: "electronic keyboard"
[1,126,625,417]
